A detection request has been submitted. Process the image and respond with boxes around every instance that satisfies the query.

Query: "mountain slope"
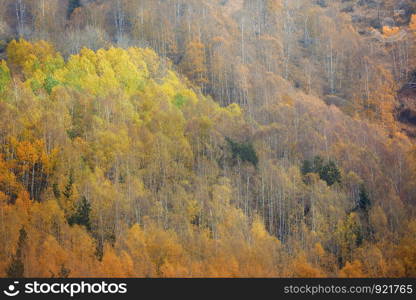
[0,1,415,277]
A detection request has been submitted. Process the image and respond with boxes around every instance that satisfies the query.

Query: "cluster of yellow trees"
[0,39,415,277]
[0,39,280,277]
[2,0,413,120]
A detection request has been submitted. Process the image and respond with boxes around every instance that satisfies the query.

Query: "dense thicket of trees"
[2,0,414,122]
[0,1,415,277]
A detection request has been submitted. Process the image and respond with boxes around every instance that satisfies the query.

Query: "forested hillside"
[0,0,416,277]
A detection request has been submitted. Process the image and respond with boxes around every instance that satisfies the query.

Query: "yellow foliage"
[339,260,366,278]
[292,253,325,278]
[382,26,400,37]
[0,37,414,278]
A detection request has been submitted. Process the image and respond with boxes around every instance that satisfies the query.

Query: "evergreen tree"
[6,227,27,278]
[67,0,81,18]
[301,159,313,175]
[313,156,325,174]
[301,156,341,186]
[68,197,91,231]
[358,184,371,211]
[226,138,259,167]
[63,171,74,199]
[58,264,71,278]
[319,160,342,186]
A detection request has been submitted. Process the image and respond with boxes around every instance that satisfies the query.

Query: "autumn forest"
[0,0,416,278]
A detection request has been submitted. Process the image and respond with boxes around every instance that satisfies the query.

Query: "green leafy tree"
[44,75,60,94]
